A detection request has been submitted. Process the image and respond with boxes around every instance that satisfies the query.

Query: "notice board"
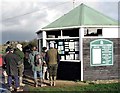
[90,39,113,66]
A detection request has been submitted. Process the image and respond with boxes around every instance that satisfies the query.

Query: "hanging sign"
[90,39,113,66]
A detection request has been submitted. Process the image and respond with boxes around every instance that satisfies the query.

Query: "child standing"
[41,47,49,82]
[34,54,43,87]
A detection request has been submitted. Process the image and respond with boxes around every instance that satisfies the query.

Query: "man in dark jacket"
[46,43,60,86]
[4,48,22,91]
[14,44,25,86]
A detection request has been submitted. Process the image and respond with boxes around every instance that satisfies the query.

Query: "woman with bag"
[29,46,44,87]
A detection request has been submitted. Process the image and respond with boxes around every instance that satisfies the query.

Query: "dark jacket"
[4,52,19,76]
[14,48,24,65]
[46,48,60,65]
[14,48,24,67]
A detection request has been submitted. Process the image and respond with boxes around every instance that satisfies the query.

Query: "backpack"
[34,54,42,66]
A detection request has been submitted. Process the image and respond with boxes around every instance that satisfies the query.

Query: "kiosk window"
[62,28,79,37]
[46,30,61,38]
[84,28,102,36]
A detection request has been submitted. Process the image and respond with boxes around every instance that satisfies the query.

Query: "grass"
[28,83,119,93]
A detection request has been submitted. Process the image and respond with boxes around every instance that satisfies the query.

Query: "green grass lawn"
[28,83,119,93]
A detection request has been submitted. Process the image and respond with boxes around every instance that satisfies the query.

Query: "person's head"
[6,46,12,53]
[50,43,54,48]
[32,46,37,51]
[16,44,22,51]
[7,48,14,53]
[42,47,47,52]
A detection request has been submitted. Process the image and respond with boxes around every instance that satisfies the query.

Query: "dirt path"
[22,75,119,91]
[23,76,88,88]
[21,70,119,91]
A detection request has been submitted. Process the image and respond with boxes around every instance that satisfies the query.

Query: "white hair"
[50,43,54,48]
[16,44,22,51]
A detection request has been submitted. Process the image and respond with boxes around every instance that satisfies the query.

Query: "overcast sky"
[0,0,119,44]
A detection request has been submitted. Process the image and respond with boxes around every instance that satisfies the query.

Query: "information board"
[47,39,79,60]
[90,39,113,66]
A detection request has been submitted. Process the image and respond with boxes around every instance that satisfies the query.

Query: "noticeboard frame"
[90,39,113,66]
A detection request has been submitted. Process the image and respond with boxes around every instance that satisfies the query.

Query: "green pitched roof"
[42,4,117,30]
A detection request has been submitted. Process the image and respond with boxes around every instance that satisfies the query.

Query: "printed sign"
[90,39,113,66]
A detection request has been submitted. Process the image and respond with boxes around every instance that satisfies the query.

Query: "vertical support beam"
[38,39,41,53]
[42,31,46,47]
[118,3,120,78]
[118,27,120,38]
[37,33,41,52]
[79,27,84,81]
[61,30,63,38]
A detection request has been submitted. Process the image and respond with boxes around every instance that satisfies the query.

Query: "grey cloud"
[2,29,37,44]
[2,2,62,27]
[2,1,72,31]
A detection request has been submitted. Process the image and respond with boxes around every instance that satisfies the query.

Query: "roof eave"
[36,25,118,34]
[42,25,117,30]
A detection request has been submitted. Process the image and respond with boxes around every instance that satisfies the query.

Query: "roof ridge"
[81,3,84,26]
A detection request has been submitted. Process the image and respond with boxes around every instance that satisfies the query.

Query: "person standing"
[2,49,10,84]
[41,47,49,82]
[4,48,22,91]
[2,56,8,84]
[3,45,13,84]
[29,46,44,87]
[45,43,60,86]
[14,44,25,87]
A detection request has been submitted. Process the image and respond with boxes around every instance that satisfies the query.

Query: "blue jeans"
[34,71,43,79]
[8,75,19,88]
